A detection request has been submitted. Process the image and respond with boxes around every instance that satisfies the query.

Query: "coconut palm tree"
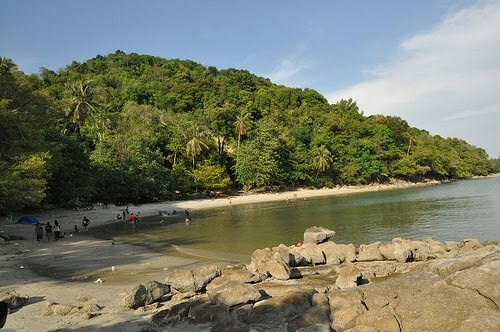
[67,80,99,130]
[313,145,333,180]
[186,126,208,169]
[234,110,252,175]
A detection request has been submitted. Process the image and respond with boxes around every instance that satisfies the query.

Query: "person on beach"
[137,212,142,221]
[126,206,130,215]
[122,210,126,220]
[54,220,61,241]
[116,213,122,220]
[35,222,44,242]
[129,213,136,224]
[45,222,53,242]
[74,224,79,233]
[82,217,90,232]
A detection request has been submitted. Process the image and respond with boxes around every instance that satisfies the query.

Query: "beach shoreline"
[3,179,442,234]
[0,179,442,331]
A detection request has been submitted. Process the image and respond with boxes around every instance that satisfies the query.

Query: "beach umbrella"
[16,216,39,225]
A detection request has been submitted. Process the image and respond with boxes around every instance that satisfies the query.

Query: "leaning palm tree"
[313,145,333,180]
[186,126,209,169]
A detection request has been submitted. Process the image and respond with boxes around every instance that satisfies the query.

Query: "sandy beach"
[0,181,440,331]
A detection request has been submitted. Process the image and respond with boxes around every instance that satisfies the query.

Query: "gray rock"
[304,226,336,244]
[379,243,396,260]
[292,243,326,265]
[456,308,500,332]
[392,238,413,262]
[357,242,384,262]
[164,269,195,292]
[121,281,169,309]
[150,302,191,328]
[192,265,221,291]
[327,288,367,331]
[245,289,314,326]
[447,253,500,307]
[222,267,264,283]
[207,280,261,307]
[335,263,361,289]
[355,307,400,332]
[249,248,291,279]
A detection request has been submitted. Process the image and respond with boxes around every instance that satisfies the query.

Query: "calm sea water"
[94,177,500,262]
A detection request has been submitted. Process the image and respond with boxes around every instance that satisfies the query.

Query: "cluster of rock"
[119,226,499,331]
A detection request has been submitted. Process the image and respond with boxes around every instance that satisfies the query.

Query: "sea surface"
[94,177,500,262]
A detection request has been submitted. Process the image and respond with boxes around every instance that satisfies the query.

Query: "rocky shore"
[132,226,500,331]
[4,226,497,331]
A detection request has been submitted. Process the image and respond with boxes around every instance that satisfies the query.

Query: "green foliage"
[191,163,231,190]
[0,53,496,213]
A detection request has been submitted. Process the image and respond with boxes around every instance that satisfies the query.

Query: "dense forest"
[1,51,499,214]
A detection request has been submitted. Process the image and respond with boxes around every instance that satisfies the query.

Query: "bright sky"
[1,0,499,157]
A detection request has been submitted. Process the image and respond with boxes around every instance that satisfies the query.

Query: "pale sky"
[1,0,498,157]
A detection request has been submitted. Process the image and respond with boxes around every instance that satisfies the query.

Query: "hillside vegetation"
[1,52,498,213]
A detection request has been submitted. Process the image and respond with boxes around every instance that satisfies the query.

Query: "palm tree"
[313,145,333,180]
[235,110,252,175]
[186,126,208,169]
[0,57,17,72]
[67,80,99,129]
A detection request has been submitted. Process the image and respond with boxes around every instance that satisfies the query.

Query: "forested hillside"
[1,52,498,213]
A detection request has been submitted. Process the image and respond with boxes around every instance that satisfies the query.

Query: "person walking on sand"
[54,220,61,241]
[82,216,90,232]
[35,222,44,242]
[45,222,53,242]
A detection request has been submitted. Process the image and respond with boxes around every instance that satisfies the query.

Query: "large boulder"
[121,280,170,309]
[392,238,414,262]
[207,280,261,307]
[355,307,401,332]
[249,248,291,279]
[291,243,326,265]
[335,263,361,289]
[164,269,195,292]
[192,265,221,291]
[327,288,367,331]
[356,242,384,262]
[378,242,395,260]
[164,266,220,292]
[244,289,315,327]
[303,226,336,244]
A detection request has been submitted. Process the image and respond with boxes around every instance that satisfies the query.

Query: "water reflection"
[93,178,500,262]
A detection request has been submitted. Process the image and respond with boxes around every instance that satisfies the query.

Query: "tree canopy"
[1,51,497,213]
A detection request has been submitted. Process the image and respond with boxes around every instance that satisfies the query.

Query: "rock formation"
[116,226,499,331]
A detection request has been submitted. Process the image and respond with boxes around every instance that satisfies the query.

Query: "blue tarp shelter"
[16,216,39,225]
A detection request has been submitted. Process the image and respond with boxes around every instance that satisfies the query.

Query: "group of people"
[35,216,90,242]
[116,207,143,224]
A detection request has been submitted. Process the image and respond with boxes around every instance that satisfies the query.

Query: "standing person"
[122,210,126,220]
[45,222,53,242]
[35,222,44,242]
[126,206,130,215]
[129,213,136,224]
[185,209,191,222]
[54,220,61,241]
[82,216,90,232]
